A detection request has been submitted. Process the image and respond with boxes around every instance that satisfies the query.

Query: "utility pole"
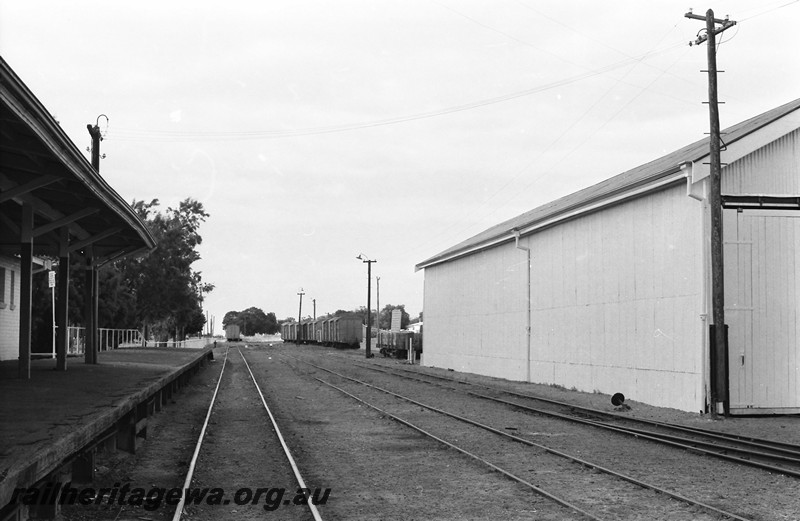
[376,276,380,331]
[86,115,107,172]
[686,8,736,417]
[313,298,316,321]
[356,255,376,358]
[84,116,106,365]
[297,288,305,324]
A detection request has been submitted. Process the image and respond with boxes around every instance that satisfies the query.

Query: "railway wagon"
[298,319,314,344]
[314,318,324,343]
[321,314,363,348]
[377,330,421,358]
[280,322,292,342]
[282,315,363,348]
[225,324,241,342]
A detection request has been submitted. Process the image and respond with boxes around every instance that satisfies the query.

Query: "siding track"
[281,352,752,521]
[357,362,800,478]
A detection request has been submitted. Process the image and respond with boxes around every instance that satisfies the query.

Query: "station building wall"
[0,255,21,361]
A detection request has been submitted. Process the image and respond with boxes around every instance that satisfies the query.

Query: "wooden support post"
[116,411,136,454]
[84,249,97,365]
[71,451,95,484]
[56,228,70,371]
[18,203,33,380]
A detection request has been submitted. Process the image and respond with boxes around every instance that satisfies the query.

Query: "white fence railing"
[141,337,211,349]
[66,327,210,353]
[67,327,142,355]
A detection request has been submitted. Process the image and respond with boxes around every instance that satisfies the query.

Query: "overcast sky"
[1,1,798,327]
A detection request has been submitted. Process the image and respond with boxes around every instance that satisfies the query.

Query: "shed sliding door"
[725,209,800,414]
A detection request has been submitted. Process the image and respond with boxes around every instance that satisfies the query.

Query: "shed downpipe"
[513,230,532,383]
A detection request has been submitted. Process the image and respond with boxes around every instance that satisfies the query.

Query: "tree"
[115,198,212,340]
[222,307,279,335]
[27,198,212,349]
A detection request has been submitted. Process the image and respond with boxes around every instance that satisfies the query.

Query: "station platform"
[0,346,214,519]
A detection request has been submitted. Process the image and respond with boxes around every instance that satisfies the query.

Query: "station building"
[416,99,800,415]
[0,56,155,374]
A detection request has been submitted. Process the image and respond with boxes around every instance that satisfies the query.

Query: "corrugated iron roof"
[416,98,800,270]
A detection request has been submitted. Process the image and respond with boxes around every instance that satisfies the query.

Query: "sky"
[1,1,799,328]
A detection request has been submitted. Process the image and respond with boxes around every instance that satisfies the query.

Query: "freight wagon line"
[356,362,800,478]
[282,353,751,521]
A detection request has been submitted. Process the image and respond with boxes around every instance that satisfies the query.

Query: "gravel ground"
[61,341,800,520]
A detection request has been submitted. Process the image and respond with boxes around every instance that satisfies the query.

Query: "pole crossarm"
[685,11,736,46]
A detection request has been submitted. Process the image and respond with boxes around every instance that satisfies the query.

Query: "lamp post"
[376,276,380,332]
[297,287,304,324]
[356,254,376,358]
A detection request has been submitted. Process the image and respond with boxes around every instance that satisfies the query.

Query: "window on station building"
[10,269,15,309]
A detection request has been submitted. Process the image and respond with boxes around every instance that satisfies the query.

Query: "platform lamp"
[356,254,377,358]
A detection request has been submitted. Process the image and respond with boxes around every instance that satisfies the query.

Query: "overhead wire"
[401,16,691,259]
[410,0,800,258]
[110,47,683,143]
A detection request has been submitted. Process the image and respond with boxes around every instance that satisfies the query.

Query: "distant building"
[416,99,800,415]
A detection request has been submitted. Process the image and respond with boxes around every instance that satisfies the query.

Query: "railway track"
[280,352,752,521]
[173,347,323,521]
[354,361,800,479]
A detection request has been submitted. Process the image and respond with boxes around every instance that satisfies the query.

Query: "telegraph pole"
[364,260,376,358]
[376,276,380,331]
[86,115,107,172]
[85,116,106,365]
[685,8,736,416]
[356,255,377,358]
[297,288,305,324]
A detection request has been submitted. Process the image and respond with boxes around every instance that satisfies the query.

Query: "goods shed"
[416,99,800,415]
[0,57,155,375]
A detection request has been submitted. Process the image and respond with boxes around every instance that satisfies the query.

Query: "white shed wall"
[723,128,800,195]
[423,243,528,380]
[423,183,706,412]
[526,183,705,411]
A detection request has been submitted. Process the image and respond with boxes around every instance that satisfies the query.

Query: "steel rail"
[471,392,800,479]
[238,348,324,521]
[363,363,800,460]
[172,347,230,521]
[284,354,752,521]
[312,376,604,521]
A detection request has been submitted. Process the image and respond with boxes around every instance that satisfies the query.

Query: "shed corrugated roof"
[416,98,800,270]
